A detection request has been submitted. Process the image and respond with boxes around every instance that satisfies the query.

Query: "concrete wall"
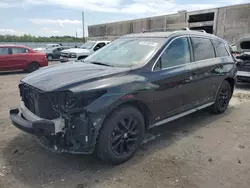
[88,13,187,38]
[216,4,250,44]
[88,3,250,43]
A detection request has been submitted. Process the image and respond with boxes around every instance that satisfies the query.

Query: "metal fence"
[0,42,84,49]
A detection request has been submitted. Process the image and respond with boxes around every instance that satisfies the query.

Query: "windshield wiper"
[91,62,113,67]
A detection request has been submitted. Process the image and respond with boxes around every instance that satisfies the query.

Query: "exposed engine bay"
[18,82,106,154]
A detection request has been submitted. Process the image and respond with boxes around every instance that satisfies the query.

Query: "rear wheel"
[47,55,53,61]
[27,62,39,73]
[96,106,145,164]
[211,80,232,114]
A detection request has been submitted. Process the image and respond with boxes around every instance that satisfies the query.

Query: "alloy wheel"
[111,116,140,156]
[218,83,230,110]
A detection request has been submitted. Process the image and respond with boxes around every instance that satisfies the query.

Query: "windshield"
[80,41,96,49]
[84,38,164,68]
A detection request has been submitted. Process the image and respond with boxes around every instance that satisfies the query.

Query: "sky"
[0,0,249,37]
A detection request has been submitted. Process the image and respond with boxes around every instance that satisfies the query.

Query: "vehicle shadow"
[0,70,26,76]
[2,107,234,188]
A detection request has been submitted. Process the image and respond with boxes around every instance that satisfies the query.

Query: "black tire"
[47,55,53,61]
[78,56,87,60]
[27,62,39,73]
[211,80,232,114]
[96,106,145,165]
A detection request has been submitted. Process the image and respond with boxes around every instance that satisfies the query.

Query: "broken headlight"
[49,90,106,114]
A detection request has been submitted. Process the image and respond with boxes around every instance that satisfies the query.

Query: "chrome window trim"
[151,34,231,72]
[151,35,189,72]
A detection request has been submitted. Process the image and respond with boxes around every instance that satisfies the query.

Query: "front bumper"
[10,101,64,135]
[9,101,102,154]
[60,56,77,62]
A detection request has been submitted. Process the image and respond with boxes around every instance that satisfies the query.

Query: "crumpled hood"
[21,62,130,92]
[61,48,91,53]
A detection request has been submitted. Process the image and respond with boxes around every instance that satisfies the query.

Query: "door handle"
[184,75,193,83]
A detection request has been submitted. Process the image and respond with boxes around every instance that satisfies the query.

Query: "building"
[88,3,250,44]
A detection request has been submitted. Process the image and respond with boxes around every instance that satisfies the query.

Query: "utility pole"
[82,11,85,43]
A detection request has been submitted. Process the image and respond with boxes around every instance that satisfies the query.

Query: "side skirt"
[149,102,214,128]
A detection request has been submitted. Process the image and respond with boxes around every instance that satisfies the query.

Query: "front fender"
[85,82,157,116]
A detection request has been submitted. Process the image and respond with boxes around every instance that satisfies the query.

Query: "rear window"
[191,37,215,61]
[212,40,229,57]
[240,41,250,50]
[0,48,9,55]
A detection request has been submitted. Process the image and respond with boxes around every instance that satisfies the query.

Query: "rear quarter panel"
[28,52,48,67]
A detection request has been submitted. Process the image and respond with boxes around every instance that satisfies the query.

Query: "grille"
[19,83,60,120]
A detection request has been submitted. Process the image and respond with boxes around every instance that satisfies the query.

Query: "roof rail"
[142,27,190,33]
[194,30,206,33]
[142,27,206,33]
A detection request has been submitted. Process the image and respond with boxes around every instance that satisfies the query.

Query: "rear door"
[190,37,222,104]
[10,47,30,70]
[0,47,11,71]
[152,37,199,119]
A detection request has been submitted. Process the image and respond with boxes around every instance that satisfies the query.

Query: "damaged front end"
[10,82,107,154]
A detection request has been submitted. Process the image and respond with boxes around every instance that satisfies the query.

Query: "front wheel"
[96,106,145,164]
[211,80,232,114]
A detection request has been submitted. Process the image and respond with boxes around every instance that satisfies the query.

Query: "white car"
[33,44,62,52]
[60,41,110,62]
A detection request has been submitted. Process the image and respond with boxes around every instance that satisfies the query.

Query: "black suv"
[10,31,237,164]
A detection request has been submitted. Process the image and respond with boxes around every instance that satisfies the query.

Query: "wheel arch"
[104,100,153,130]
[30,61,40,66]
[225,77,235,96]
[47,53,53,57]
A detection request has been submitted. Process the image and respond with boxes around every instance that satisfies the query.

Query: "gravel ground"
[0,62,250,188]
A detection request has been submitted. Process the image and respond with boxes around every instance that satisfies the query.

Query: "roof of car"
[0,44,31,48]
[122,30,222,40]
[46,44,60,45]
[87,40,111,43]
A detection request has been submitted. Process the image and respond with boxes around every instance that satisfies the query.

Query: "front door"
[0,47,11,71]
[152,37,198,120]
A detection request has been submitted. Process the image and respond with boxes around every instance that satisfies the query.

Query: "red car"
[0,45,48,72]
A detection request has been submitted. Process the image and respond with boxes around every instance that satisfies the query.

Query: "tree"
[0,34,86,43]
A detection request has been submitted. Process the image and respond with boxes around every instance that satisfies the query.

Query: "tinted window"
[191,37,215,61]
[0,48,9,55]
[212,40,229,57]
[12,48,29,54]
[94,43,106,51]
[161,37,190,68]
[240,41,250,49]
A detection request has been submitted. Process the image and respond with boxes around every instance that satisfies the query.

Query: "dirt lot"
[1,62,250,188]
